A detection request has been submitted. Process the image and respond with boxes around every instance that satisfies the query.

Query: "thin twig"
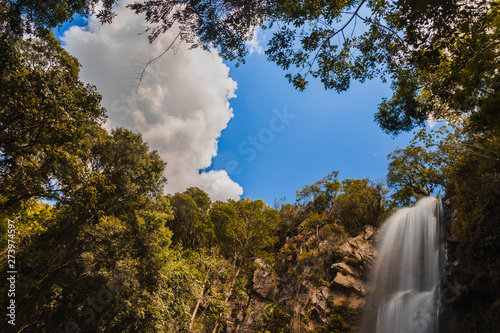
[304,0,367,78]
[355,13,404,45]
[134,31,182,92]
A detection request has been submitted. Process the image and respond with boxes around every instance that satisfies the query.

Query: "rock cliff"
[226,225,378,332]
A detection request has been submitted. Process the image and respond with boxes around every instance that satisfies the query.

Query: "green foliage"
[334,178,387,233]
[387,144,446,206]
[0,0,118,37]
[386,121,467,207]
[298,212,328,234]
[0,198,52,248]
[168,187,213,250]
[275,203,300,246]
[279,242,298,258]
[259,303,291,333]
[445,127,500,332]
[313,300,361,333]
[3,177,202,332]
[296,171,341,214]
[209,198,280,262]
[318,223,346,240]
[294,172,387,235]
[77,127,167,216]
[130,0,500,134]
[448,128,500,266]
[0,31,106,209]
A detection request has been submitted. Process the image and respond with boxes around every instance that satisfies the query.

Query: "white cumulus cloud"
[246,27,264,55]
[61,0,243,201]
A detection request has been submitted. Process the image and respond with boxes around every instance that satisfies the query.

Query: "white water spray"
[362,197,444,333]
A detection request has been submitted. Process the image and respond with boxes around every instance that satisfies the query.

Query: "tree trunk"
[212,260,242,333]
[234,293,252,332]
[188,280,206,332]
[212,316,220,333]
[225,265,241,303]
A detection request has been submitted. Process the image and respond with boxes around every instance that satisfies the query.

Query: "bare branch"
[134,31,182,92]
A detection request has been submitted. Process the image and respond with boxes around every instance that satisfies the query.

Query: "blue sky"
[54,4,416,205]
[209,54,414,204]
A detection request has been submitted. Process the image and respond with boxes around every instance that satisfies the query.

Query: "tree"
[209,198,279,264]
[295,171,341,215]
[168,187,214,251]
[0,124,202,332]
[206,198,279,331]
[385,122,467,206]
[4,196,203,332]
[0,30,106,210]
[130,0,499,134]
[333,178,387,233]
[294,173,386,235]
[0,0,118,37]
[386,145,445,206]
[65,127,167,221]
[0,198,52,250]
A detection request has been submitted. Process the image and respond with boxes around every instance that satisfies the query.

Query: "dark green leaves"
[128,0,271,64]
[0,0,118,37]
[131,0,499,134]
[375,68,425,134]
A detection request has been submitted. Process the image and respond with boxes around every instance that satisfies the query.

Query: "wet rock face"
[233,225,378,333]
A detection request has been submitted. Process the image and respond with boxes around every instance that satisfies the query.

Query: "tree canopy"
[6,0,495,135]
[130,0,499,134]
[0,0,118,37]
[0,27,106,210]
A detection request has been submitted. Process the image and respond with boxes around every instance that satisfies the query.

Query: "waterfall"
[361,197,445,333]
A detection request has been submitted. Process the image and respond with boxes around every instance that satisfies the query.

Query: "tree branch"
[355,13,404,45]
[134,31,182,92]
[304,0,367,78]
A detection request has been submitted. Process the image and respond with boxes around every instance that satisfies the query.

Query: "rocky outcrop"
[332,271,366,296]
[332,227,377,297]
[253,259,281,302]
[227,225,378,332]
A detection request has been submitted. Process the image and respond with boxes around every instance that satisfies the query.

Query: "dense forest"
[1,0,499,332]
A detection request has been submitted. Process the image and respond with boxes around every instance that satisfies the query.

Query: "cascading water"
[361,197,445,333]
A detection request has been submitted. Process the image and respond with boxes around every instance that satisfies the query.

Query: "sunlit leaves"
[295,172,387,234]
[0,32,106,209]
[169,187,214,250]
[386,122,465,206]
[209,198,279,262]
